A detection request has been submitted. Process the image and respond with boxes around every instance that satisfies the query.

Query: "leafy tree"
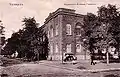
[0,20,5,56]
[83,13,99,53]
[21,17,49,60]
[0,20,5,46]
[4,33,20,55]
[84,4,120,64]
[4,17,49,61]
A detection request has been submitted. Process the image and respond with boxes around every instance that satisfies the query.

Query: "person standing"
[90,53,95,65]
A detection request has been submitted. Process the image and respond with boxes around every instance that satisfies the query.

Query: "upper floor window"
[50,25,53,37]
[55,25,59,36]
[75,22,83,36]
[75,28,81,36]
[51,28,53,37]
[66,24,72,35]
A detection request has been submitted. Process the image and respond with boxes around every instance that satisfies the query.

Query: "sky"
[0,0,120,39]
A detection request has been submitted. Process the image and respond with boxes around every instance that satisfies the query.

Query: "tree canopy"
[4,17,49,60]
[0,21,5,45]
[84,4,120,54]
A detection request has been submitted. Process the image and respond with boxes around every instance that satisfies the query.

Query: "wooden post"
[106,48,109,65]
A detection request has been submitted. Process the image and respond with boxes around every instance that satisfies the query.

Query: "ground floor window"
[66,44,71,53]
[76,44,81,52]
[50,44,53,54]
[55,43,59,53]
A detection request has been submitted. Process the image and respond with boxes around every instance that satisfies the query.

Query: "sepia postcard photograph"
[1,0,120,77]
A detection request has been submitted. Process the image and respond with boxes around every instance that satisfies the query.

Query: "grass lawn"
[0,56,23,67]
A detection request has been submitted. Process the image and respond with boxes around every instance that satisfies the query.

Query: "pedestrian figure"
[91,54,95,65]
[89,38,96,65]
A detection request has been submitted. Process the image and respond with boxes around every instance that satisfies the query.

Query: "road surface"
[0,62,120,77]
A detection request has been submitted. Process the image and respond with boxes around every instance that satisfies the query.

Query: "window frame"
[66,24,72,35]
[66,44,72,53]
[55,24,59,36]
[50,44,53,54]
[55,43,59,53]
[76,44,81,52]
[51,27,53,37]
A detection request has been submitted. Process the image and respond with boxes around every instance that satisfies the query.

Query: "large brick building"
[42,8,90,60]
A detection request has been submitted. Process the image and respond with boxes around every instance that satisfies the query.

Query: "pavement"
[1,59,120,77]
[38,59,120,72]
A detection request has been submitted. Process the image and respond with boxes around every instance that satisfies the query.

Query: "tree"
[4,33,20,55]
[0,20,5,55]
[84,4,119,64]
[97,4,120,64]
[4,17,49,61]
[83,13,99,53]
[21,17,49,60]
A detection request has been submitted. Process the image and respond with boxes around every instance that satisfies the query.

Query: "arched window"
[75,22,83,36]
[76,44,81,52]
[66,24,72,35]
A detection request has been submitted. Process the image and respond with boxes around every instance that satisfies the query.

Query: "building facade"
[42,8,90,60]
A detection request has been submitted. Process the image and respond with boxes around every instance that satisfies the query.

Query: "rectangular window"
[51,28,53,37]
[66,44,71,53]
[50,44,53,54]
[55,43,59,53]
[66,24,72,35]
[55,25,59,36]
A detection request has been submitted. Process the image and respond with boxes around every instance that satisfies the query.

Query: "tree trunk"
[37,52,39,61]
[106,48,109,65]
